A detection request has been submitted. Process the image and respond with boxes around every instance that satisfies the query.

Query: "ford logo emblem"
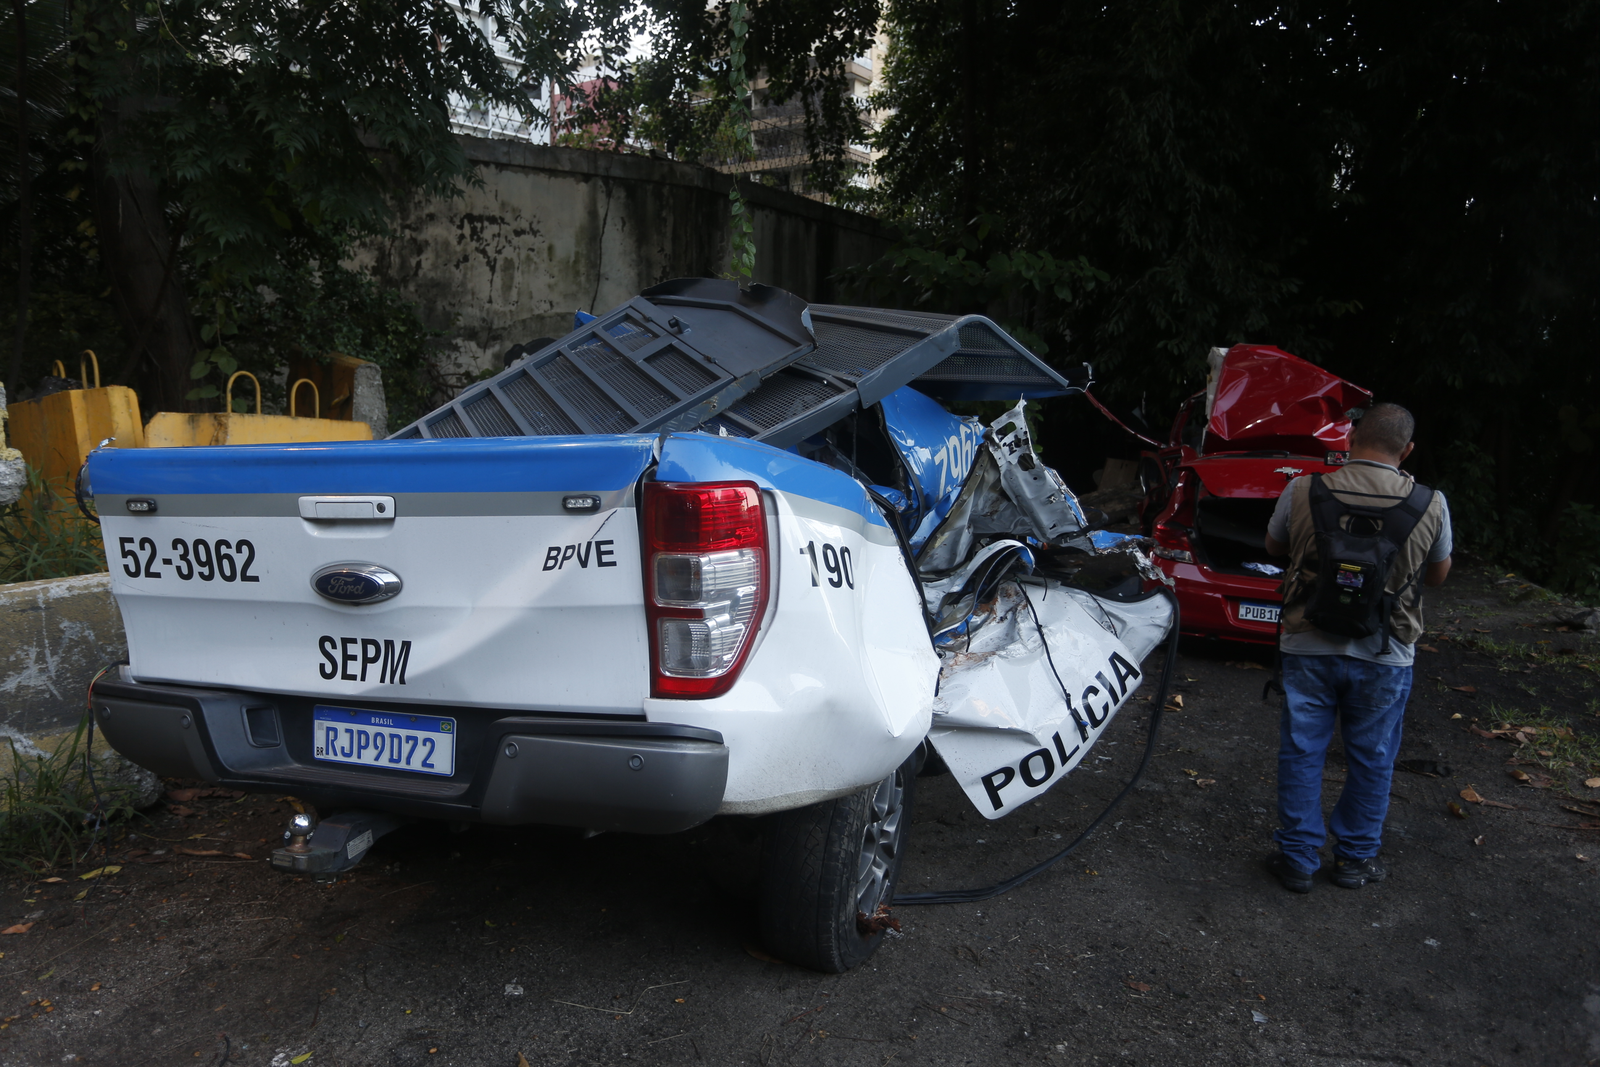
[311,563,403,605]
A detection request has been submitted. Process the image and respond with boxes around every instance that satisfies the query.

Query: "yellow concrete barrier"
[7,351,146,486]
[144,371,372,447]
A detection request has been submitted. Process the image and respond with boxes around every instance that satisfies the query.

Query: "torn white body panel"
[926,580,1174,818]
[913,401,1176,820]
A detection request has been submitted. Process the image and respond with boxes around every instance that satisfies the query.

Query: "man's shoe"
[1266,852,1315,894]
[1331,855,1387,889]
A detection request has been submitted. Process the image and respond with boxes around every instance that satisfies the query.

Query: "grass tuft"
[1480,704,1600,783]
[0,466,107,584]
[0,718,133,875]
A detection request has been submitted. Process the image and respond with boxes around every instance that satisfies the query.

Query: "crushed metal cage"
[390,279,1088,449]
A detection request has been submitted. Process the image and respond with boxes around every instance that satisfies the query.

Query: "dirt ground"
[0,559,1594,1067]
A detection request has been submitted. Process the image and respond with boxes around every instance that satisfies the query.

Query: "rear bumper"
[90,667,728,834]
[1151,560,1281,645]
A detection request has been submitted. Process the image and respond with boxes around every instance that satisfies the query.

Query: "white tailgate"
[103,503,647,713]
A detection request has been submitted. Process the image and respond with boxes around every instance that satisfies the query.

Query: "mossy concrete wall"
[355,137,892,383]
[0,574,160,806]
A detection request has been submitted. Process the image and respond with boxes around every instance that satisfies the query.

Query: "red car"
[1138,344,1373,644]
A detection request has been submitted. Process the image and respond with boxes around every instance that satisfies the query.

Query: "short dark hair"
[1352,402,1415,455]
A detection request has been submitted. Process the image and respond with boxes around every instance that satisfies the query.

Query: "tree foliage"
[5,0,1594,594]
[2,0,881,415]
[861,0,1598,594]
[3,0,646,411]
[573,0,880,188]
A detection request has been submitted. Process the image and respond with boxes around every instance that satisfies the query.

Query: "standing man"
[1261,402,1452,892]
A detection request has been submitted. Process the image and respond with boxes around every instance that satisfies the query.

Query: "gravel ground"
[0,560,1593,1067]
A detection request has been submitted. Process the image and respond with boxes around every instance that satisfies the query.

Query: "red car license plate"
[1237,601,1280,624]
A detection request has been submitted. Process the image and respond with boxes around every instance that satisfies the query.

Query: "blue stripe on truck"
[656,433,888,528]
[86,436,659,495]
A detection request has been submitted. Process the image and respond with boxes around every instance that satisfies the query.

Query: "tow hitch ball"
[270,809,405,875]
[284,812,316,852]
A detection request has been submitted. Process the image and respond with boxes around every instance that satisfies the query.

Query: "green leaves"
[862,0,1597,596]
[726,184,757,282]
[846,212,1105,357]
[720,4,757,282]
[64,0,652,405]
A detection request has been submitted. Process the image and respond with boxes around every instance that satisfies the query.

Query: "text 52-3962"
[117,536,260,583]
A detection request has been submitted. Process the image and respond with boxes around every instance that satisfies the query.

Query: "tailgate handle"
[298,495,396,521]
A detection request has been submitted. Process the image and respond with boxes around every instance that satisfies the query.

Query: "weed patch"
[1453,633,1529,659]
[0,718,132,875]
[0,467,106,584]
[1476,705,1600,784]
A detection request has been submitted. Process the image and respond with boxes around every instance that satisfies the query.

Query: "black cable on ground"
[74,456,100,526]
[76,665,117,906]
[896,587,1181,906]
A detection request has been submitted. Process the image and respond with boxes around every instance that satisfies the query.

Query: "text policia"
[976,649,1142,811]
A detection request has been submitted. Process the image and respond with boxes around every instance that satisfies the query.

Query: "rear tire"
[758,754,915,973]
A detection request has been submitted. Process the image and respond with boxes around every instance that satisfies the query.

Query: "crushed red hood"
[1206,344,1372,456]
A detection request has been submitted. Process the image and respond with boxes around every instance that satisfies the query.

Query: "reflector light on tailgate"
[643,481,768,698]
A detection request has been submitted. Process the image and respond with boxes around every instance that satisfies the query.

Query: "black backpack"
[1301,473,1435,654]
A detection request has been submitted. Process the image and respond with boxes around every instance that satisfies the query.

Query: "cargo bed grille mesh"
[604,317,657,353]
[543,354,633,434]
[916,353,1058,387]
[957,323,1014,352]
[800,321,920,382]
[730,372,849,431]
[649,347,718,395]
[503,374,580,435]
[462,392,521,438]
[425,411,469,438]
[571,338,675,417]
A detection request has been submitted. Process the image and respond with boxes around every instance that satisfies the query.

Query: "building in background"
[711,32,890,199]
[443,9,891,199]
[446,3,552,143]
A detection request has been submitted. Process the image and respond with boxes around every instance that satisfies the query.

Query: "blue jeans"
[1274,653,1412,873]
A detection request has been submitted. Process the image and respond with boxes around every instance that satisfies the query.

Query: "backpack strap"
[1378,482,1435,552]
[1262,606,1286,703]
[1306,472,1345,538]
[1375,483,1436,655]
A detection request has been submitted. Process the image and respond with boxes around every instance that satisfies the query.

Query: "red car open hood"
[1205,345,1371,456]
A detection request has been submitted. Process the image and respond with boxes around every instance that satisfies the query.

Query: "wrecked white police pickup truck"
[85,280,1175,972]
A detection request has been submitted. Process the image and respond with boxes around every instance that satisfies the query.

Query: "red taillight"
[648,483,765,552]
[1152,521,1196,564]
[643,482,768,698]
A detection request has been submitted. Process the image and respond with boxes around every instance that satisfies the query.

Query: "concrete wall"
[0,573,160,806]
[355,137,892,383]
[0,573,126,739]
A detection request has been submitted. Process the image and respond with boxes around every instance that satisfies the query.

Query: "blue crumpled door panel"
[877,387,983,548]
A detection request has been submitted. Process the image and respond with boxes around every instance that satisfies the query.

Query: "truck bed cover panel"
[391,281,1086,446]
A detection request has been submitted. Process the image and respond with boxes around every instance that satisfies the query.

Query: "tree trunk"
[9,0,30,395]
[92,101,201,412]
[1542,446,1593,543]
[959,0,980,230]
[1492,406,1512,529]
